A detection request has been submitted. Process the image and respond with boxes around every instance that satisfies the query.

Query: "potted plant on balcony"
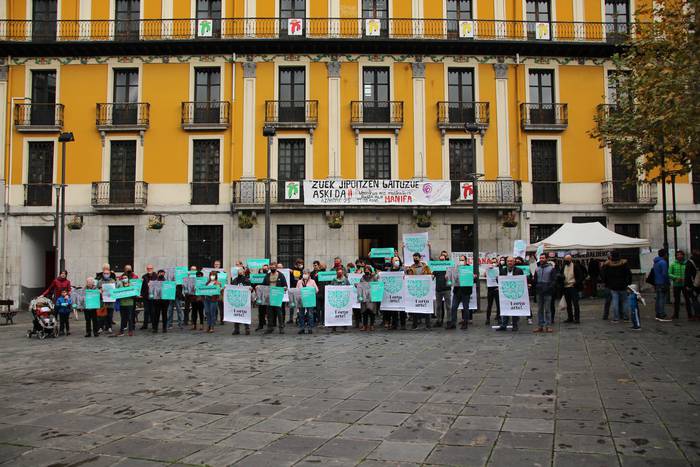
[238,211,255,229]
[326,211,344,229]
[502,211,518,228]
[665,214,682,228]
[66,216,83,231]
[147,215,165,231]
[415,213,432,228]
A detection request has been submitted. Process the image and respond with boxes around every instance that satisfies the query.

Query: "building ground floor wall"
[2,207,699,307]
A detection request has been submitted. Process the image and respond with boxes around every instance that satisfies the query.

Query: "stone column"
[0,60,7,197]
[493,63,511,179]
[241,62,257,180]
[327,61,341,178]
[412,62,427,180]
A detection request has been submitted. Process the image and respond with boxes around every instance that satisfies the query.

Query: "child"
[55,290,72,336]
[627,284,645,330]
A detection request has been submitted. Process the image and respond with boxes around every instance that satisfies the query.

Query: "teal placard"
[317,271,337,282]
[85,289,101,309]
[161,281,176,300]
[195,277,207,288]
[188,270,198,277]
[111,285,139,300]
[517,265,531,276]
[195,284,220,296]
[487,268,499,279]
[270,286,284,307]
[370,247,395,258]
[370,281,385,302]
[300,287,317,308]
[458,266,474,286]
[250,274,266,285]
[428,260,455,272]
[174,267,188,285]
[130,279,142,294]
[247,258,270,269]
[217,271,228,284]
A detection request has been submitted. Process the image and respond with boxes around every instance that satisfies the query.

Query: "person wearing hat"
[627,284,645,330]
[406,252,432,330]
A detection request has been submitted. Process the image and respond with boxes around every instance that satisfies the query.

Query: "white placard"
[535,22,550,40]
[486,267,499,288]
[223,286,252,324]
[348,273,362,309]
[404,275,435,314]
[324,286,354,326]
[101,283,116,303]
[280,268,291,302]
[287,18,304,36]
[459,20,474,38]
[498,275,531,316]
[513,240,526,259]
[403,232,430,266]
[365,18,381,36]
[379,271,405,311]
[459,182,474,201]
[198,19,213,37]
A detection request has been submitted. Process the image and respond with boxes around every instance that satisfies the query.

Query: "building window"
[451,225,474,253]
[108,226,134,273]
[362,0,388,37]
[109,140,137,204]
[196,0,222,37]
[32,0,58,41]
[614,224,641,269]
[690,225,700,253]
[611,149,638,202]
[278,139,305,201]
[188,225,223,269]
[279,67,306,122]
[362,67,390,122]
[572,216,607,227]
[605,0,629,35]
[277,225,304,267]
[526,0,550,38]
[449,139,475,200]
[446,0,473,36]
[280,0,306,36]
[191,139,220,205]
[363,139,391,180]
[447,68,475,123]
[26,141,54,206]
[530,224,561,244]
[31,70,57,126]
[531,140,559,204]
[528,69,555,124]
[113,68,139,125]
[193,67,221,123]
[114,0,140,41]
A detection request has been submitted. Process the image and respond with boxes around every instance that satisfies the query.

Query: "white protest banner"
[303,180,451,206]
[348,273,362,309]
[223,286,252,324]
[287,18,304,36]
[379,271,405,311]
[513,240,526,258]
[324,286,354,326]
[101,283,116,303]
[451,252,495,276]
[404,275,435,314]
[498,275,531,316]
[403,232,430,265]
[535,244,544,260]
[280,268,291,302]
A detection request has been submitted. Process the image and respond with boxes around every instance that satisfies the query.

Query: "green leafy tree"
[590,0,699,181]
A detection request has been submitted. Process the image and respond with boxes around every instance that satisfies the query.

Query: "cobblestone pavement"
[0,298,698,467]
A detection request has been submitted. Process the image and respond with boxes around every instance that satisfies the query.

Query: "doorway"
[21,227,55,307]
[359,224,397,262]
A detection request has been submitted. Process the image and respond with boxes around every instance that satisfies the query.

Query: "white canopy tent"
[528,222,650,251]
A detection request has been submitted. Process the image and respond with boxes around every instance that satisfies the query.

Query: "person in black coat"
[231,268,252,335]
[262,264,288,334]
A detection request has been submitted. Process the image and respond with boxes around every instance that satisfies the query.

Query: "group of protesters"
[40,246,700,338]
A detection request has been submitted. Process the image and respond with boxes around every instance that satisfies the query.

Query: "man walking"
[669,250,692,320]
[652,249,671,322]
[561,255,585,324]
[533,253,557,333]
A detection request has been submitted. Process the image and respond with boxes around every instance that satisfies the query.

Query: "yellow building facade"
[0,0,698,303]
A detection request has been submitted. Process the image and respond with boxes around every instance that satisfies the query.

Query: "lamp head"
[58,132,75,143]
[262,125,276,137]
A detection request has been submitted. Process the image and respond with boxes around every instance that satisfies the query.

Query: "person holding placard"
[328,269,350,332]
[383,256,405,330]
[203,271,222,333]
[406,252,433,330]
[150,270,169,333]
[485,258,502,326]
[166,281,185,330]
[532,254,558,333]
[231,268,252,335]
[263,263,288,334]
[431,251,452,328]
[497,256,525,332]
[97,264,119,334]
[82,277,100,337]
[140,264,158,330]
[117,277,137,336]
[359,265,379,331]
[295,269,318,334]
[449,255,475,330]
[189,268,205,331]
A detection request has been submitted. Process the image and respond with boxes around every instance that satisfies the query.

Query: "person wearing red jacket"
[42,270,72,301]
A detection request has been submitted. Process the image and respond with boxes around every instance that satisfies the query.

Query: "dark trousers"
[486,287,500,322]
[218,301,224,324]
[233,323,250,332]
[603,289,612,319]
[451,287,471,328]
[120,305,135,332]
[564,287,581,322]
[142,299,153,329]
[191,301,204,325]
[673,286,692,317]
[411,313,431,328]
[152,300,168,331]
[391,310,406,329]
[84,310,98,336]
[267,306,284,330]
[500,315,520,329]
[101,307,114,331]
[361,303,376,327]
[257,305,267,329]
[59,314,69,333]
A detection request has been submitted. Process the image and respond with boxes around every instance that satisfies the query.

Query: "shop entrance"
[358,224,398,262]
[20,226,55,307]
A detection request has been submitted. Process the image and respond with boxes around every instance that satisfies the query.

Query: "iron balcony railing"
[520,103,568,131]
[532,181,560,204]
[23,183,54,207]
[451,180,521,205]
[14,103,64,130]
[232,180,305,205]
[601,180,657,208]
[91,181,148,209]
[181,101,230,128]
[265,100,318,128]
[437,102,490,129]
[351,101,403,127]
[0,18,634,44]
[191,182,220,205]
[96,103,150,128]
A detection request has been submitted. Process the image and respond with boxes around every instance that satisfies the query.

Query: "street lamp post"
[262,125,276,260]
[54,184,60,273]
[57,132,74,273]
[465,122,483,314]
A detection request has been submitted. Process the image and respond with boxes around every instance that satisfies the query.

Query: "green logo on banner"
[382,276,403,294]
[226,289,248,308]
[501,280,525,300]
[405,237,426,254]
[328,290,350,309]
[406,279,430,298]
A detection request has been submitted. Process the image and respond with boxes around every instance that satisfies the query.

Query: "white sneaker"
[107,328,113,333]
[527,318,533,325]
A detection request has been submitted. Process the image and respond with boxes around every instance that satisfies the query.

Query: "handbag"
[95,306,108,318]
[645,269,655,286]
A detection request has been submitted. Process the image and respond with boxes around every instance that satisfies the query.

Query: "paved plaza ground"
[0,297,698,467]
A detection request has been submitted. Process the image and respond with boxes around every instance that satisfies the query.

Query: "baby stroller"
[27,296,58,339]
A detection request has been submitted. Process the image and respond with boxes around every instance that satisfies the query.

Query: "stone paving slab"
[0,298,698,466]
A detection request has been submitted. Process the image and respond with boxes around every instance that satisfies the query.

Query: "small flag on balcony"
[285,181,301,200]
[366,19,381,36]
[535,22,550,40]
[459,182,474,201]
[459,20,474,38]
[198,19,213,37]
[288,18,304,36]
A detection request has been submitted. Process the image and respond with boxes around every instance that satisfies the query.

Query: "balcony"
[91,181,148,211]
[181,101,230,130]
[232,180,305,207]
[351,101,403,133]
[601,181,657,210]
[96,103,150,133]
[23,183,53,207]
[14,103,64,132]
[520,103,568,131]
[191,182,220,205]
[532,181,560,204]
[264,100,318,130]
[451,180,521,207]
[437,102,489,133]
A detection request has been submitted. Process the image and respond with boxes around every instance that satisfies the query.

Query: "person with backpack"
[669,250,692,320]
[685,249,700,321]
[651,249,671,322]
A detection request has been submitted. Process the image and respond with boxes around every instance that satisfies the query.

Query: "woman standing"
[359,265,378,332]
[449,255,473,330]
[83,277,100,337]
[117,277,136,336]
[203,271,221,333]
[231,268,252,335]
[97,264,118,334]
[329,268,350,333]
[42,270,72,302]
[295,269,318,334]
